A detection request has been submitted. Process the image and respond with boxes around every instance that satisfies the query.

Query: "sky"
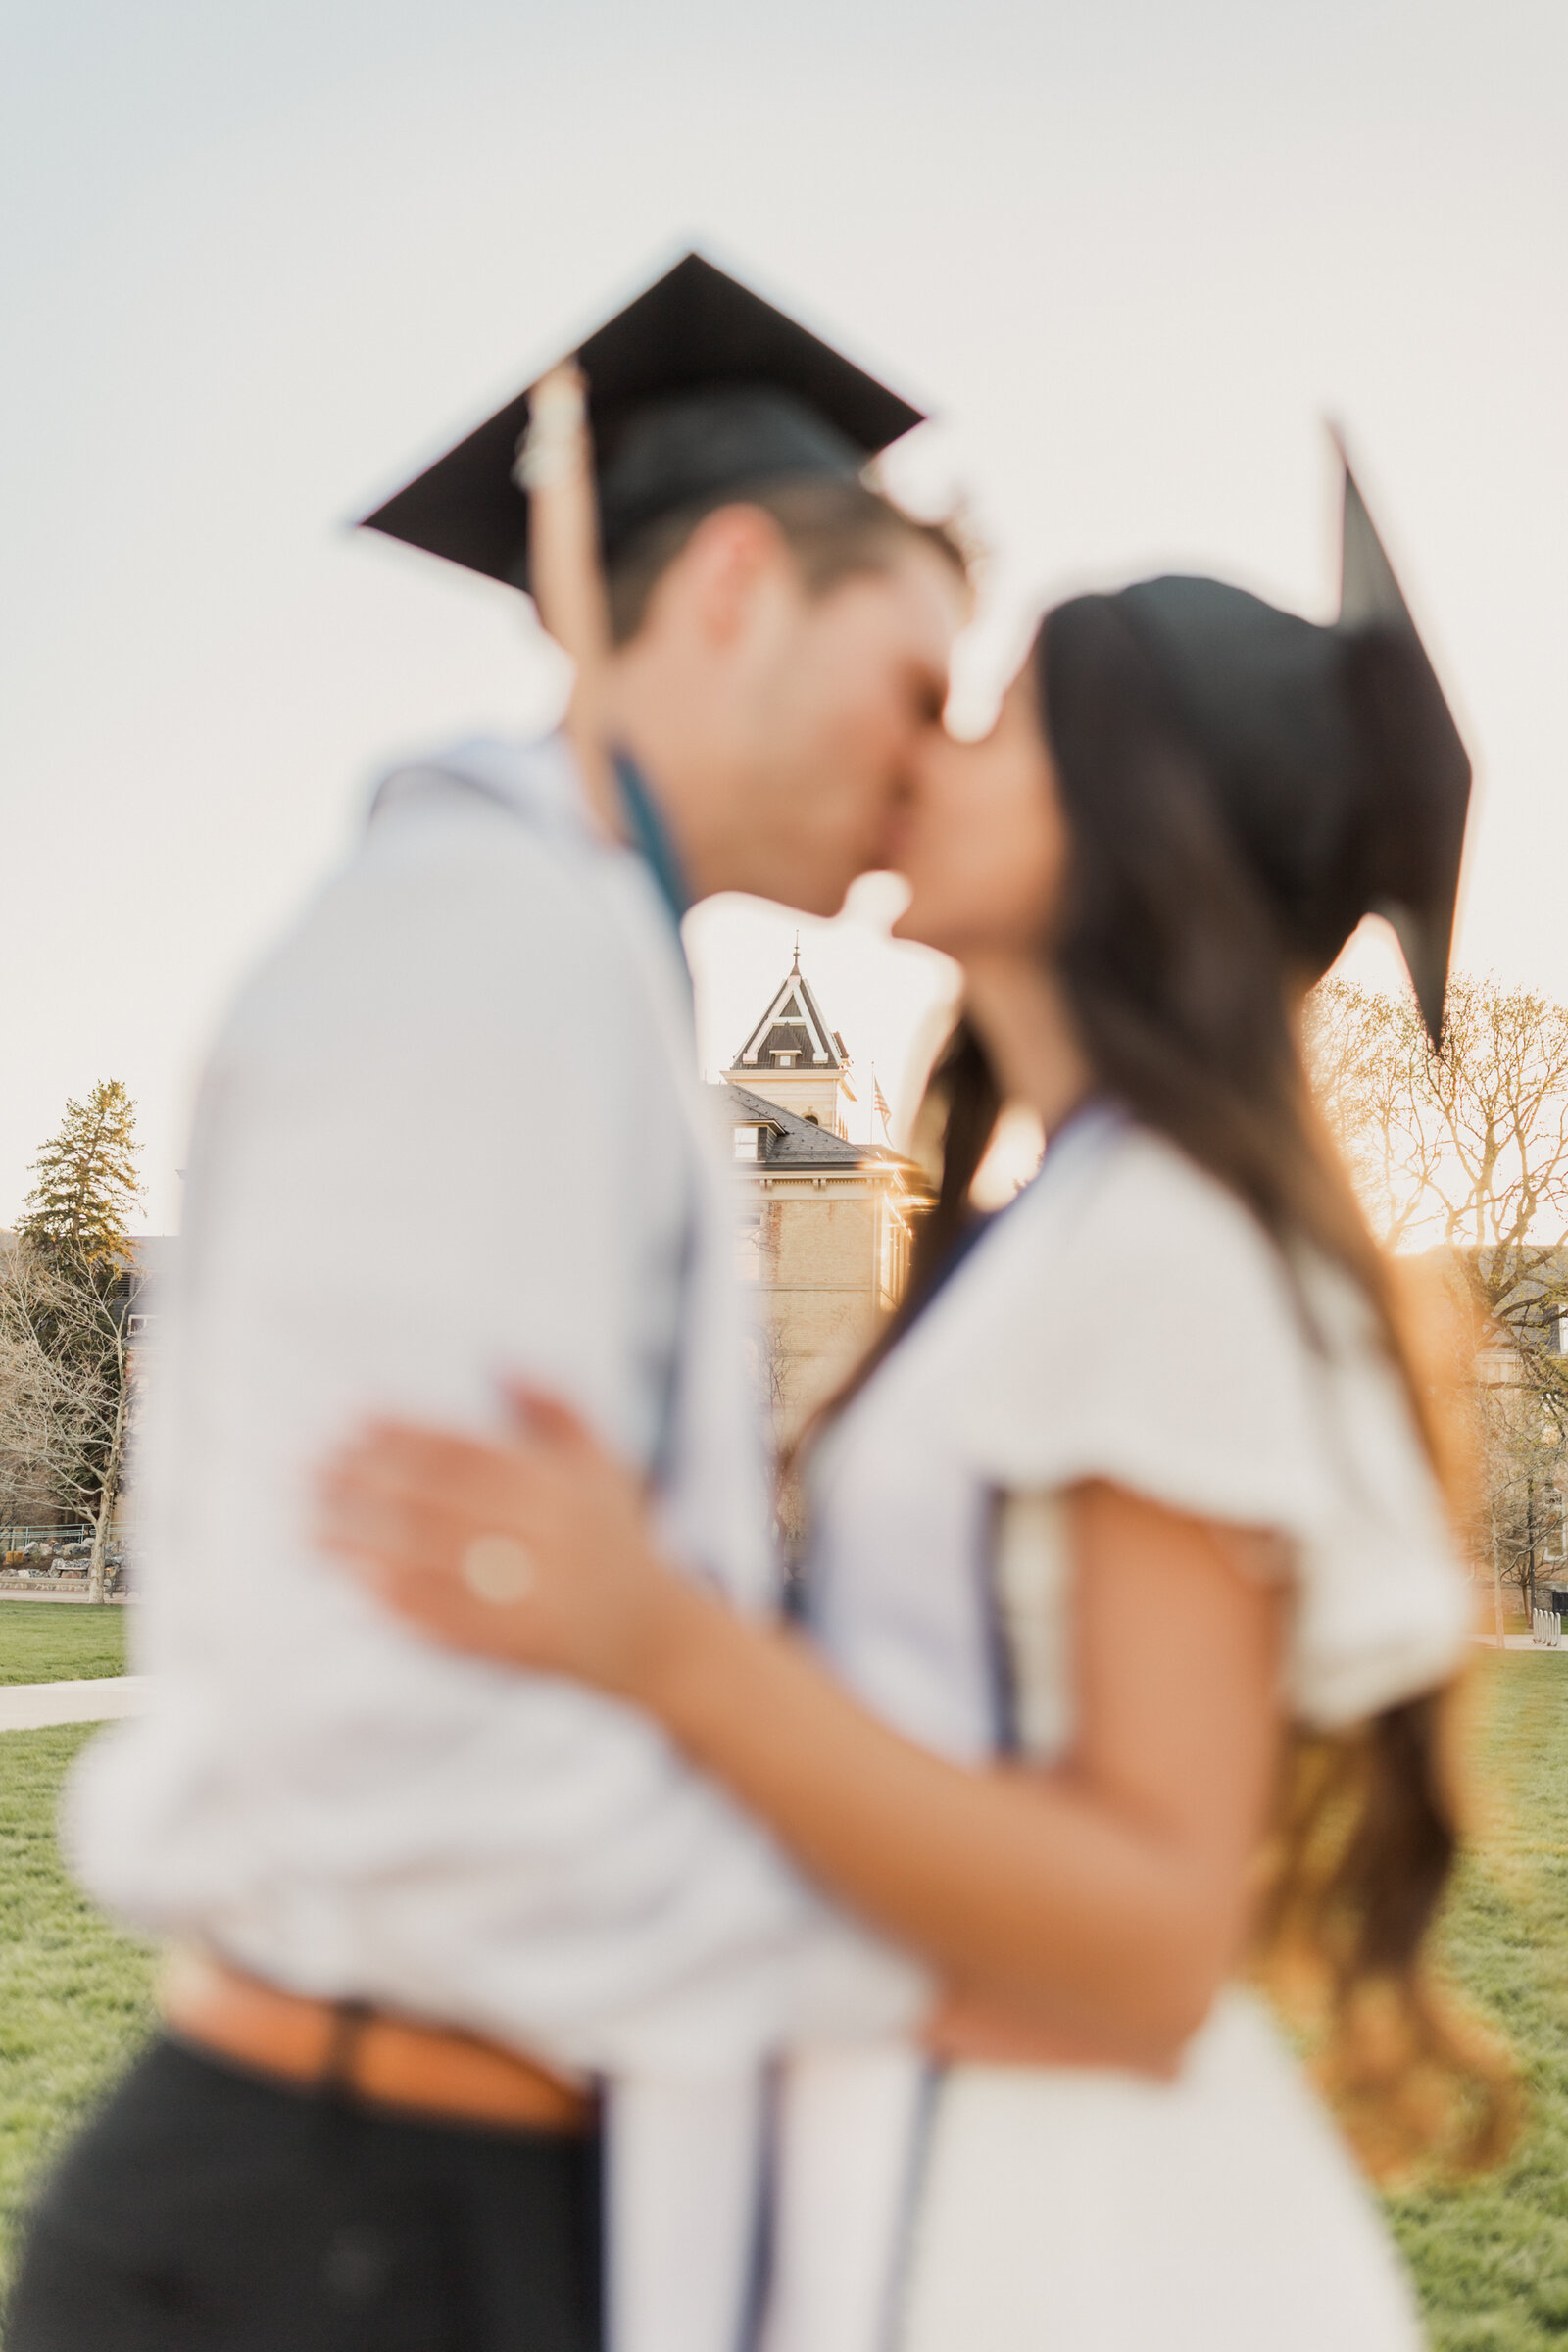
[2,0,1563,1231]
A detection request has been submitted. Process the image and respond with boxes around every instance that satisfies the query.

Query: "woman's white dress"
[772,1102,1473,2352]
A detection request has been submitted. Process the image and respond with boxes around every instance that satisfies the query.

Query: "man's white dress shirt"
[68,732,920,2352]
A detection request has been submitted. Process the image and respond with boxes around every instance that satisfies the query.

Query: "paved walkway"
[0,1637,1556,1733]
[0,1587,132,1604]
[0,1675,150,1731]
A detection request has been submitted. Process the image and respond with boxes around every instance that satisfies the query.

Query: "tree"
[17,1079,142,1267]
[1306,975,1568,1623]
[1,1083,144,1601]
[1472,1376,1568,1627]
[1306,976,1568,1398]
[0,1241,139,1600]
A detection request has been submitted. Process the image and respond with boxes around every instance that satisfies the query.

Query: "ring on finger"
[460,1533,535,1605]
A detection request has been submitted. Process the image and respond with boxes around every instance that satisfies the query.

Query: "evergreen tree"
[17,1080,142,1267]
[4,1083,143,1598]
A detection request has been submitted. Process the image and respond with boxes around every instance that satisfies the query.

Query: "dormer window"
[734,1125,764,1161]
[775,1051,798,1067]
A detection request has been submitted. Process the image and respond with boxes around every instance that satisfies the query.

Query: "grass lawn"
[0,1601,127,1687]
[0,1661,1565,2335]
[0,1724,156,2312]
[1387,1653,1568,2347]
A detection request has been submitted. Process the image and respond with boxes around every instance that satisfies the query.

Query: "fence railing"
[1532,1607,1563,1648]
[0,1526,93,1551]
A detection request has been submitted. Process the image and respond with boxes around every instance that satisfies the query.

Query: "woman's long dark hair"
[804,595,1513,2174]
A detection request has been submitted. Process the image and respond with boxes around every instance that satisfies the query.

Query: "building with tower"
[718,949,935,1441]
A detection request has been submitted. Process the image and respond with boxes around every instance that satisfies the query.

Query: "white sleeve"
[953,1137,1334,1531]
[953,1131,1473,1728]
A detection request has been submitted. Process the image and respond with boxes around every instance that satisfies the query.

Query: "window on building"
[775,1051,798,1067]
[736,1212,763,1282]
[1543,1493,1568,1564]
[734,1126,761,1160]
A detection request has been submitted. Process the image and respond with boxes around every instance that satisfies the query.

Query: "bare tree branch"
[0,1240,140,1600]
[1306,972,1568,1622]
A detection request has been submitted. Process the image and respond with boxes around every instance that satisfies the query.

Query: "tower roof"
[718,1086,920,1175]
[729,947,849,1073]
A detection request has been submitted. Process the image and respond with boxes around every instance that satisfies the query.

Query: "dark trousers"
[6,2037,602,2352]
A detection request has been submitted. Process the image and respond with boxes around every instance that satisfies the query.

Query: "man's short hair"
[605,476,971,645]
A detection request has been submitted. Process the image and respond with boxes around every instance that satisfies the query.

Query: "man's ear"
[670,504,794,646]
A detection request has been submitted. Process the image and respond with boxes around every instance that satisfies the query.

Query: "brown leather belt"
[160,1946,593,2135]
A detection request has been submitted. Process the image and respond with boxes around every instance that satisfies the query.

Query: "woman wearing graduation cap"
[319,442,1511,2349]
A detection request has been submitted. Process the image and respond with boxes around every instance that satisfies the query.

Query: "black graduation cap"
[359,252,926,590]
[1108,442,1472,1046]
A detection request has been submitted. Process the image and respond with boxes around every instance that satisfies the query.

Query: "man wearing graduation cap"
[9,257,966,2352]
